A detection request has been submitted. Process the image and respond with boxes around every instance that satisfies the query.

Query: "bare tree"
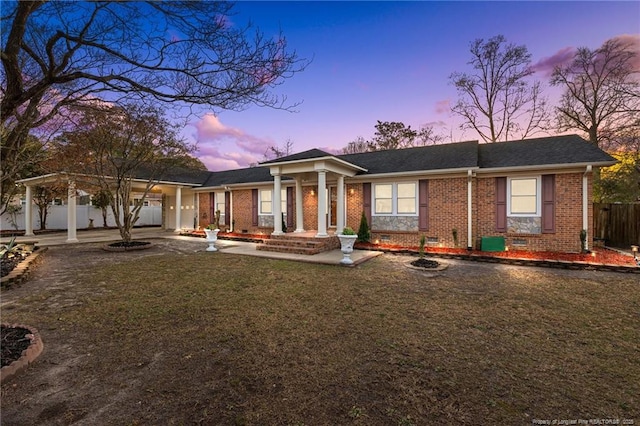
[53,105,195,243]
[264,138,295,160]
[1,1,307,213]
[342,136,369,154]
[550,37,640,149]
[450,35,549,143]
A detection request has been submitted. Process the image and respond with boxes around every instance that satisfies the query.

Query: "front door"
[329,186,337,228]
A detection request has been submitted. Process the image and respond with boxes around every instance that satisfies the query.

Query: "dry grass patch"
[1,249,639,425]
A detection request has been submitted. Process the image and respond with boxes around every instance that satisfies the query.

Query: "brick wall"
[475,173,591,253]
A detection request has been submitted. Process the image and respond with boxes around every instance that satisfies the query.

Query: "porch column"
[175,186,182,232]
[316,170,328,237]
[294,177,304,233]
[66,180,79,243]
[272,173,283,235]
[24,185,34,237]
[336,175,345,234]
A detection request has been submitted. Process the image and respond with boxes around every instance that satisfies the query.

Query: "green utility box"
[481,236,506,252]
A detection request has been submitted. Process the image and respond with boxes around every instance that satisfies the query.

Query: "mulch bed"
[1,325,31,368]
[410,258,440,268]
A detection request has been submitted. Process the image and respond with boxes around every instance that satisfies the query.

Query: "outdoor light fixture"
[349,188,355,195]
[632,245,638,263]
[374,239,380,245]
[591,251,597,258]
[505,246,509,252]
[310,189,315,196]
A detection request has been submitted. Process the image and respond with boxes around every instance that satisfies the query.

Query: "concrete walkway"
[4,227,383,266]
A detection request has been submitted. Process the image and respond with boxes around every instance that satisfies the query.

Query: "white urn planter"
[337,234,358,265]
[204,228,220,252]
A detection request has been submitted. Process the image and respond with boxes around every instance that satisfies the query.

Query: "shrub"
[419,235,426,258]
[342,227,356,236]
[357,211,370,242]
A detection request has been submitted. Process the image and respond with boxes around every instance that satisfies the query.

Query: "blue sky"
[187,1,640,171]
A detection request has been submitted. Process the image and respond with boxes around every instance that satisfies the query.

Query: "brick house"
[18,134,615,252]
[191,134,614,253]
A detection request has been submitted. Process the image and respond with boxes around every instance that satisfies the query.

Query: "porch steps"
[257,234,340,255]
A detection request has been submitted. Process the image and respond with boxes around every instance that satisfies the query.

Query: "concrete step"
[256,244,321,255]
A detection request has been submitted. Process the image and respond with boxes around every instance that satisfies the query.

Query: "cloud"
[193,114,274,170]
[434,99,450,115]
[531,34,640,77]
[531,46,577,78]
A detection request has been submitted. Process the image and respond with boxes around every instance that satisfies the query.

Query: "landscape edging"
[0,324,44,385]
[0,246,48,290]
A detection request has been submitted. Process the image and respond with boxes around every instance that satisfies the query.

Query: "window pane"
[261,190,272,201]
[375,184,392,198]
[261,201,272,214]
[375,199,392,214]
[511,196,537,214]
[397,198,416,214]
[511,179,536,196]
[281,189,287,213]
[397,183,416,198]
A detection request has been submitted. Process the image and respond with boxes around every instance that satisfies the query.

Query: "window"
[259,189,286,215]
[397,183,417,214]
[259,189,272,214]
[374,184,393,214]
[508,177,540,216]
[373,182,417,215]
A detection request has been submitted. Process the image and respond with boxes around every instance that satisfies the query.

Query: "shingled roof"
[160,134,615,188]
[477,134,614,169]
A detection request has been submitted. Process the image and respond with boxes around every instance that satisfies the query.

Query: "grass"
[2,250,639,425]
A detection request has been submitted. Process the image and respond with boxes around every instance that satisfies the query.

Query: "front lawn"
[1,247,638,425]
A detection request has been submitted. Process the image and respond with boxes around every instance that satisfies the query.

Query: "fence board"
[593,203,640,248]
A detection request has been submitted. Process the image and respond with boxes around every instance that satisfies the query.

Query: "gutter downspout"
[583,165,592,251]
[467,170,473,250]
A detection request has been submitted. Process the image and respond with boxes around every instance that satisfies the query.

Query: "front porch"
[257,231,341,255]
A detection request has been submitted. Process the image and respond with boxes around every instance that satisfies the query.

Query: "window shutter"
[362,183,371,226]
[251,189,258,226]
[418,179,429,231]
[225,191,231,226]
[286,187,294,228]
[541,174,555,233]
[496,177,507,232]
[209,193,215,225]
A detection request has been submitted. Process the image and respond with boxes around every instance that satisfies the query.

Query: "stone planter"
[338,234,358,265]
[204,228,220,252]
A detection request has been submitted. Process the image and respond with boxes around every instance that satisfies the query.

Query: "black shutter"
[541,174,555,233]
[496,177,507,232]
[251,189,258,226]
[418,179,429,231]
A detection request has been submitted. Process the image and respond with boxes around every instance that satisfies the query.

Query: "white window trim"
[372,182,418,216]
[259,189,272,215]
[258,188,287,215]
[507,176,541,217]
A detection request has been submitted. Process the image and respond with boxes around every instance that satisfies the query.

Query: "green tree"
[54,104,194,242]
[91,189,111,228]
[1,1,306,215]
[450,35,549,142]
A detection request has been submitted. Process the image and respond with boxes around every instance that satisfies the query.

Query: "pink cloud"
[608,34,640,71]
[193,114,275,170]
[531,46,577,78]
[434,99,450,115]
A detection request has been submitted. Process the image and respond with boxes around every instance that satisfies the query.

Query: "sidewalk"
[4,227,383,266]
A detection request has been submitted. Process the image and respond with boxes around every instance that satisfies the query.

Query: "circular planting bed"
[102,241,153,252]
[405,257,449,273]
[0,324,44,384]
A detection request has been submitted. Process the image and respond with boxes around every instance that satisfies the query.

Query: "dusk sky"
[187,1,640,171]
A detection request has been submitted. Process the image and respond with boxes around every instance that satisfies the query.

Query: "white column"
[295,177,304,233]
[272,174,283,235]
[316,170,328,237]
[175,186,182,232]
[66,181,78,243]
[336,175,345,234]
[24,185,34,236]
[467,170,473,250]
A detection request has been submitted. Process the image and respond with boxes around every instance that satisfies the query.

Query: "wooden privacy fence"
[593,203,640,248]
